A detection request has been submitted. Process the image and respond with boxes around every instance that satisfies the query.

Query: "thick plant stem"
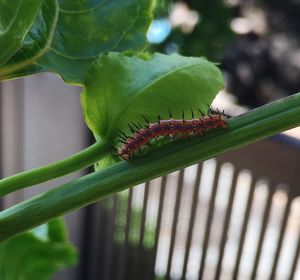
[0,141,110,197]
[0,93,300,241]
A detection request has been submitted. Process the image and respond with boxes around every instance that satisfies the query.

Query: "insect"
[117,108,228,160]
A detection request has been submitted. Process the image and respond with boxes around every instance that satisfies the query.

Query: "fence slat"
[214,168,239,280]
[166,169,185,279]
[269,194,292,279]
[250,187,274,280]
[81,203,106,280]
[149,176,167,280]
[181,164,203,279]
[136,182,151,278]
[117,189,133,280]
[198,163,222,279]
[288,222,300,280]
[103,195,118,280]
[232,177,256,280]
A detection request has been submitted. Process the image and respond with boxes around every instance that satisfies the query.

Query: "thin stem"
[0,92,300,241]
[0,141,110,197]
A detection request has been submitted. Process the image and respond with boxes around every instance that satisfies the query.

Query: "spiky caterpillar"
[117,110,228,160]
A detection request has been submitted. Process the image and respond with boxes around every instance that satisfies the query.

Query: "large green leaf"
[81,52,224,143]
[0,218,77,280]
[0,0,153,83]
[0,0,58,79]
[0,0,43,66]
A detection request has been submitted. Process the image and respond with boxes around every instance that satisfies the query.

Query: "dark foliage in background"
[152,0,234,59]
[180,0,234,58]
[152,0,300,108]
[222,0,300,108]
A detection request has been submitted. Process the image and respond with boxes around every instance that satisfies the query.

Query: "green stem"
[0,141,110,197]
[1,93,300,241]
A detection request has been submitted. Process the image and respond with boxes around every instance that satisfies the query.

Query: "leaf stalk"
[0,92,300,241]
[0,141,110,197]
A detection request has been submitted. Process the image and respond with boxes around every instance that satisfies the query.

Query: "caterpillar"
[117,109,227,160]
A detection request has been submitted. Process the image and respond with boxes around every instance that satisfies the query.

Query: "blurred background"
[1,0,300,279]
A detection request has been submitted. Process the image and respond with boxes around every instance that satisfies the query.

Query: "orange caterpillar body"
[118,112,227,160]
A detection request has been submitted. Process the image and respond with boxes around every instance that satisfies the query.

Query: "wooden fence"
[79,136,300,280]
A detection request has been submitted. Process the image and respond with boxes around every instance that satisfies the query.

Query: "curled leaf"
[82,52,224,145]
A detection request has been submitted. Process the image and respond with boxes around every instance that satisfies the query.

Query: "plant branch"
[0,92,300,241]
[0,141,110,197]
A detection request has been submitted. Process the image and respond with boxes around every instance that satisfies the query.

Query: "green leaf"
[0,218,77,280]
[0,0,153,83]
[0,0,43,66]
[0,0,58,80]
[81,52,224,143]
